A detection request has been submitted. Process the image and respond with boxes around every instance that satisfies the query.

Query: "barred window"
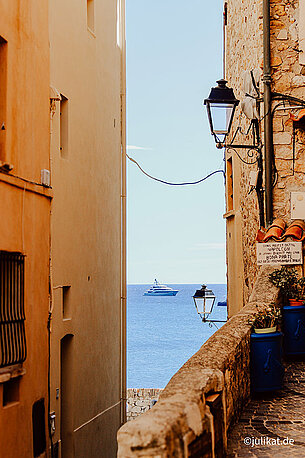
[0,252,26,368]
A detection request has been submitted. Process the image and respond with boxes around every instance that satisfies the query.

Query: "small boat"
[144,279,179,296]
[217,300,227,307]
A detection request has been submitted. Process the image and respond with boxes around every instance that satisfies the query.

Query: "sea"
[127,283,227,388]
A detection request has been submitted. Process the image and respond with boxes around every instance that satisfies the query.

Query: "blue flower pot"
[283,305,305,356]
[250,331,284,392]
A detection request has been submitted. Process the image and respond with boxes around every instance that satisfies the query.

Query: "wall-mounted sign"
[257,242,303,265]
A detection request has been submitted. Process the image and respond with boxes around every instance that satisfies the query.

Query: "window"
[226,157,233,211]
[62,286,71,320]
[3,377,19,406]
[0,36,7,162]
[0,252,26,368]
[60,95,69,158]
[87,0,95,32]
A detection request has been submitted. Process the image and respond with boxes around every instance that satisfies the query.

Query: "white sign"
[257,242,303,265]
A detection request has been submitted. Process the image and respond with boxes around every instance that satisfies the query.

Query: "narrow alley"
[227,360,305,457]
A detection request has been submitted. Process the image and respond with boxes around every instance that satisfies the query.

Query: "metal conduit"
[263,0,273,226]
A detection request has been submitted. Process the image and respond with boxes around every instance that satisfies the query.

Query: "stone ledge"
[0,365,26,383]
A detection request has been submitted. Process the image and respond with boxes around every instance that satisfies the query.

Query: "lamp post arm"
[225,144,261,149]
[216,120,262,150]
[202,319,227,323]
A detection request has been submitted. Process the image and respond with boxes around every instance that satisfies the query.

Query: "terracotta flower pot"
[288,299,304,307]
[254,326,277,334]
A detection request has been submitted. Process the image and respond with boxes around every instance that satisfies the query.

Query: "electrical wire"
[293,123,296,175]
[126,153,225,185]
[270,99,301,184]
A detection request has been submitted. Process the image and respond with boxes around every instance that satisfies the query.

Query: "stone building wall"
[127,388,163,421]
[225,0,264,314]
[269,0,305,221]
[225,0,305,315]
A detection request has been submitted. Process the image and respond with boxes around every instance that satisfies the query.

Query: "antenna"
[240,69,262,120]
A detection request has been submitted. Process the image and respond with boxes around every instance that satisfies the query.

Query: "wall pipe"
[120,0,127,426]
[263,0,273,226]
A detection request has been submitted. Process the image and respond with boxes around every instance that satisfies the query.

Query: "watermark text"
[244,436,294,447]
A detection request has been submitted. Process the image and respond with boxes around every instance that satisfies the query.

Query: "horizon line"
[127,282,227,285]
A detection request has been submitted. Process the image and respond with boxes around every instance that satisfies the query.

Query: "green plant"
[250,304,281,330]
[298,277,305,299]
[268,266,303,300]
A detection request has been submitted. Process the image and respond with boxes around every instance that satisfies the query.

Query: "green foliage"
[250,303,281,330]
[268,266,304,300]
[298,277,305,298]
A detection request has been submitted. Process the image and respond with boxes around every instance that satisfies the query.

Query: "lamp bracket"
[227,144,261,150]
[215,119,262,151]
[202,319,227,323]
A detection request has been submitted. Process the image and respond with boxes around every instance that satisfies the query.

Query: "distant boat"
[217,300,227,307]
[144,279,179,296]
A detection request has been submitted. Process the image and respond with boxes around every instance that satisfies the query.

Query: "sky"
[126,0,226,284]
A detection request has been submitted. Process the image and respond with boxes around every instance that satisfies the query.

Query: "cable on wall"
[126,153,225,185]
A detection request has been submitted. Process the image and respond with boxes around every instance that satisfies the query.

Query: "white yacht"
[144,279,179,296]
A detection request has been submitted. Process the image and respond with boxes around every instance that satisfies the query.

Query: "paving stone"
[227,360,305,456]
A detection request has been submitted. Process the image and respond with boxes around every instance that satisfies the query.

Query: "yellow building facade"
[49,0,126,457]
[0,1,51,457]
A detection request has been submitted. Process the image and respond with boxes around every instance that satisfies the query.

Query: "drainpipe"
[263,0,273,226]
[120,0,127,425]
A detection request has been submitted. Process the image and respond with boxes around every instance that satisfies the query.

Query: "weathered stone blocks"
[127,389,163,421]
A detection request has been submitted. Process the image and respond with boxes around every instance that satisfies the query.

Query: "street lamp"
[204,79,239,147]
[204,78,265,227]
[193,285,217,322]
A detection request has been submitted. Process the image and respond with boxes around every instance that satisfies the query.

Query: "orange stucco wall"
[49,0,125,456]
[0,1,50,457]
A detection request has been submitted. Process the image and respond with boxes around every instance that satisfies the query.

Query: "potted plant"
[269,267,305,356]
[269,266,305,306]
[249,304,284,392]
[251,303,281,334]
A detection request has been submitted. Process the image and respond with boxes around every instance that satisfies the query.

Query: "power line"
[126,153,224,186]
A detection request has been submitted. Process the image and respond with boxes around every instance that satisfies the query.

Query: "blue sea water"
[127,283,227,388]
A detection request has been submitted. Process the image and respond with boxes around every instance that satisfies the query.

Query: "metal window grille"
[0,252,26,368]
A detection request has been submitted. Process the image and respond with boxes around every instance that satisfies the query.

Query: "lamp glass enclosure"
[209,103,234,138]
[193,286,216,321]
[204,79,239,144]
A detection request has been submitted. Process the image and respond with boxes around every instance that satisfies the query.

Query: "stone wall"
[225,0,264,315]
[127,389,163,421]
[269,0,305,221]
[117,266,280,457]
